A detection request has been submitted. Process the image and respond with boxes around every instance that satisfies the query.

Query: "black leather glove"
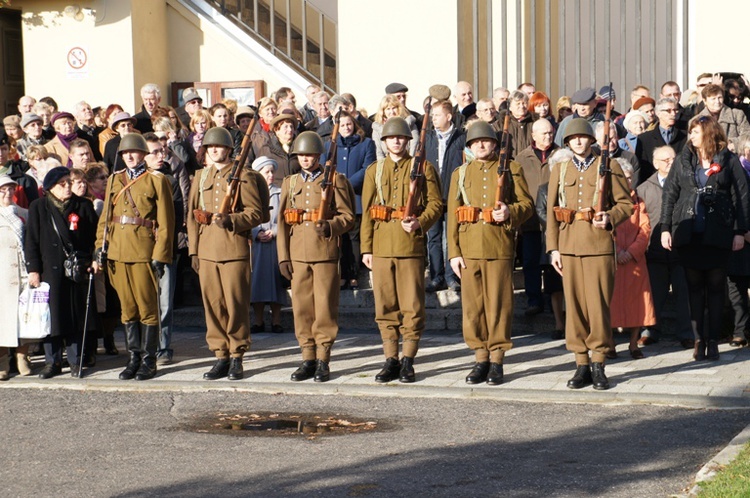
[95,248,107,266]
[191,256,200,274]
[151,260,165,280]
[215,214,234,230]
[279,261,294,281]
[314,220,331,238]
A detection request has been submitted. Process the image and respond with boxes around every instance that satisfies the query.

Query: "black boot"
[375,357,400,383]
[39,363,62,379]
[290,360,316,381]
[399,356,415,383]
[465,362,490,384]
[706,340,720,361]
[591,362,610,390]
[487,363,504,385]
[228,357,244,380]
[694,340,706,361]
[135,324,158,381]
[314,360,330,382]
[566,364,592,389]
[119,322,141,380]
[204,359,230,380]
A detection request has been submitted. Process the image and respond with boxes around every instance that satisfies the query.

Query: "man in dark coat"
[635,97,687,187]
[424,100,466,291]
[304,91,334,140]
[103,112,137,173]
[132,83,162,134]
[660,81,694,130]
[74,101,104,161]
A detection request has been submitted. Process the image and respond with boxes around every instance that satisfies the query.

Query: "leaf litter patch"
[184,411,386,438]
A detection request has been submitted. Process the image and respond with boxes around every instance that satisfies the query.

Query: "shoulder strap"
[49,212,72,258]
[456,163,470,205]
[288,174,299,209]
[375,158,387,205]
[198,167,211,211]
[557,161,568,208]
[111,171,149,207]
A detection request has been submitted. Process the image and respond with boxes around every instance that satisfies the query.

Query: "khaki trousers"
[108,261,159,326]
[198,259,251,358]
[371,256,425,359]
[561,254,615,365]
[290,260,339,362]
[461,259,513,363]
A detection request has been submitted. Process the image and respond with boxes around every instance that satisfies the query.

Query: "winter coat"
[0,205,28,347]
[424,127,467,200]
[24,195,98,337]
[321,133,376,213]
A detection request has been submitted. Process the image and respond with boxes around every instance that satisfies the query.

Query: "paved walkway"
[5,327,750,409]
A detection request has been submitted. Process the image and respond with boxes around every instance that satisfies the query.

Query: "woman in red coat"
[610,158,656,359]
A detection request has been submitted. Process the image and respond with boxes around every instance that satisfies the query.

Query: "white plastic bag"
[18,283,51,339]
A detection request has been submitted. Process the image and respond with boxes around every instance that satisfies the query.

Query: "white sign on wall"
[66,46,89,80]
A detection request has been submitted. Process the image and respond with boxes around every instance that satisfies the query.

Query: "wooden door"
[0,8,24,118]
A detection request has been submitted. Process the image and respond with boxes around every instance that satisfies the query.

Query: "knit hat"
[598,85,616,100]
[0,175,18,189]
[252,155,278,172]
[43,166,71,191]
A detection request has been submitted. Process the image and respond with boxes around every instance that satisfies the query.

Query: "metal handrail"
[214,0,336,93]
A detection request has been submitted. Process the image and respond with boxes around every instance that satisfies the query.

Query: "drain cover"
[187,412,382,437]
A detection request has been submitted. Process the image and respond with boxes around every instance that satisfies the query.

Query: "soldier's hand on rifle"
[213,213,234,230]
[191,256,200,274]
[550,251,563,276]
[279,261,294,280]
[592,212,610,230]
[151,260,165,279]
[314,220,331,238]
[492,203,510,223]
[401,217,421,233]
[449,257,466,279]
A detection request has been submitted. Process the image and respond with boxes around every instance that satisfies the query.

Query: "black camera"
[699,185,716,207]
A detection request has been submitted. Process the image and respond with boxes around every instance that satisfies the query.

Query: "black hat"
[0,129,8,147]
[385,82,408,94]
[43,166,71,191]
[571,87,597,105]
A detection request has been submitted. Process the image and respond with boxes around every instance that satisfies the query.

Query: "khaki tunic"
[277,170,355,361]
[95,169,175,325]
[187,164,267,358]
[546,155,633,364]
[360,155,443,358]
[447,159,534,361]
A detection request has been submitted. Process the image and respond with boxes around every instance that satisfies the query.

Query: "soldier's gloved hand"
[151,260,165,279]
[279,261,294,281]
[191,256,200,274]
[214,213,234,230]
[95,248,107,266]
[314,220,331,238]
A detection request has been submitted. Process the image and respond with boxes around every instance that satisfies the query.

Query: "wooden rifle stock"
[595,86,613,221]
[218,114,259,215]
[404,100,432,219]
[318,109,343,221]
[495,113,511,208]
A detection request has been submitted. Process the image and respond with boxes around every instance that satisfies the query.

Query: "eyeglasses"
[655,157,674,163]
[149,149,167,156]
[661,108,679,113]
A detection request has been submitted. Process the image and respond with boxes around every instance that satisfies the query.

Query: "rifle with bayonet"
[495,112,512,210]
[404,99,433,219]
[595,83,614,222]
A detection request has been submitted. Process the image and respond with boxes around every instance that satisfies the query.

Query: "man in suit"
[547,118,633,390]
[133,83,161,134]
[424,99,466,292]
[447,121,534,385]
[635,97,687,186]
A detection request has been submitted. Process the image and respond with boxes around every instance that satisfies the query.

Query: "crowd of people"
[0,72,748,390]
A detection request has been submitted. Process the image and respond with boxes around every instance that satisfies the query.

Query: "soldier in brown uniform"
[447,121,534,385]
[93,133,175,381]
[546,118,633,390]
[187,127,268,381]
[277,131,355,382]
[361,117,443,383]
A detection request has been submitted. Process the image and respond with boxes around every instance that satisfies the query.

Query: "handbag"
[50,212,91,284]
[18,282,51,339]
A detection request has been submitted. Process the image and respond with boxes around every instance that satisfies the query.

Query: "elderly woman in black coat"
[24,166,98,378]
[660,115,750,362]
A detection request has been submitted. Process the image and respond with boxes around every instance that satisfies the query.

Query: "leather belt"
[574,210,594,222]
[115,215,155,229]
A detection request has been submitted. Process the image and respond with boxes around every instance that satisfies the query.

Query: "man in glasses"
[144,133,185,366]
[660,81,693,129]
[636,97,687,186]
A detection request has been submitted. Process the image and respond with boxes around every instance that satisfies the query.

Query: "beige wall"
[18,0,140,113]
[337,0,458,115]
[131,0,169,109]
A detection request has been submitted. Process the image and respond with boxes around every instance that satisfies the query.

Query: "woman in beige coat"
[0,175,33,379]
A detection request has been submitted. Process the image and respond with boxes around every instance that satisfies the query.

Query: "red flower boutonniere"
[68,213,79,231]
[706,163,722,177]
